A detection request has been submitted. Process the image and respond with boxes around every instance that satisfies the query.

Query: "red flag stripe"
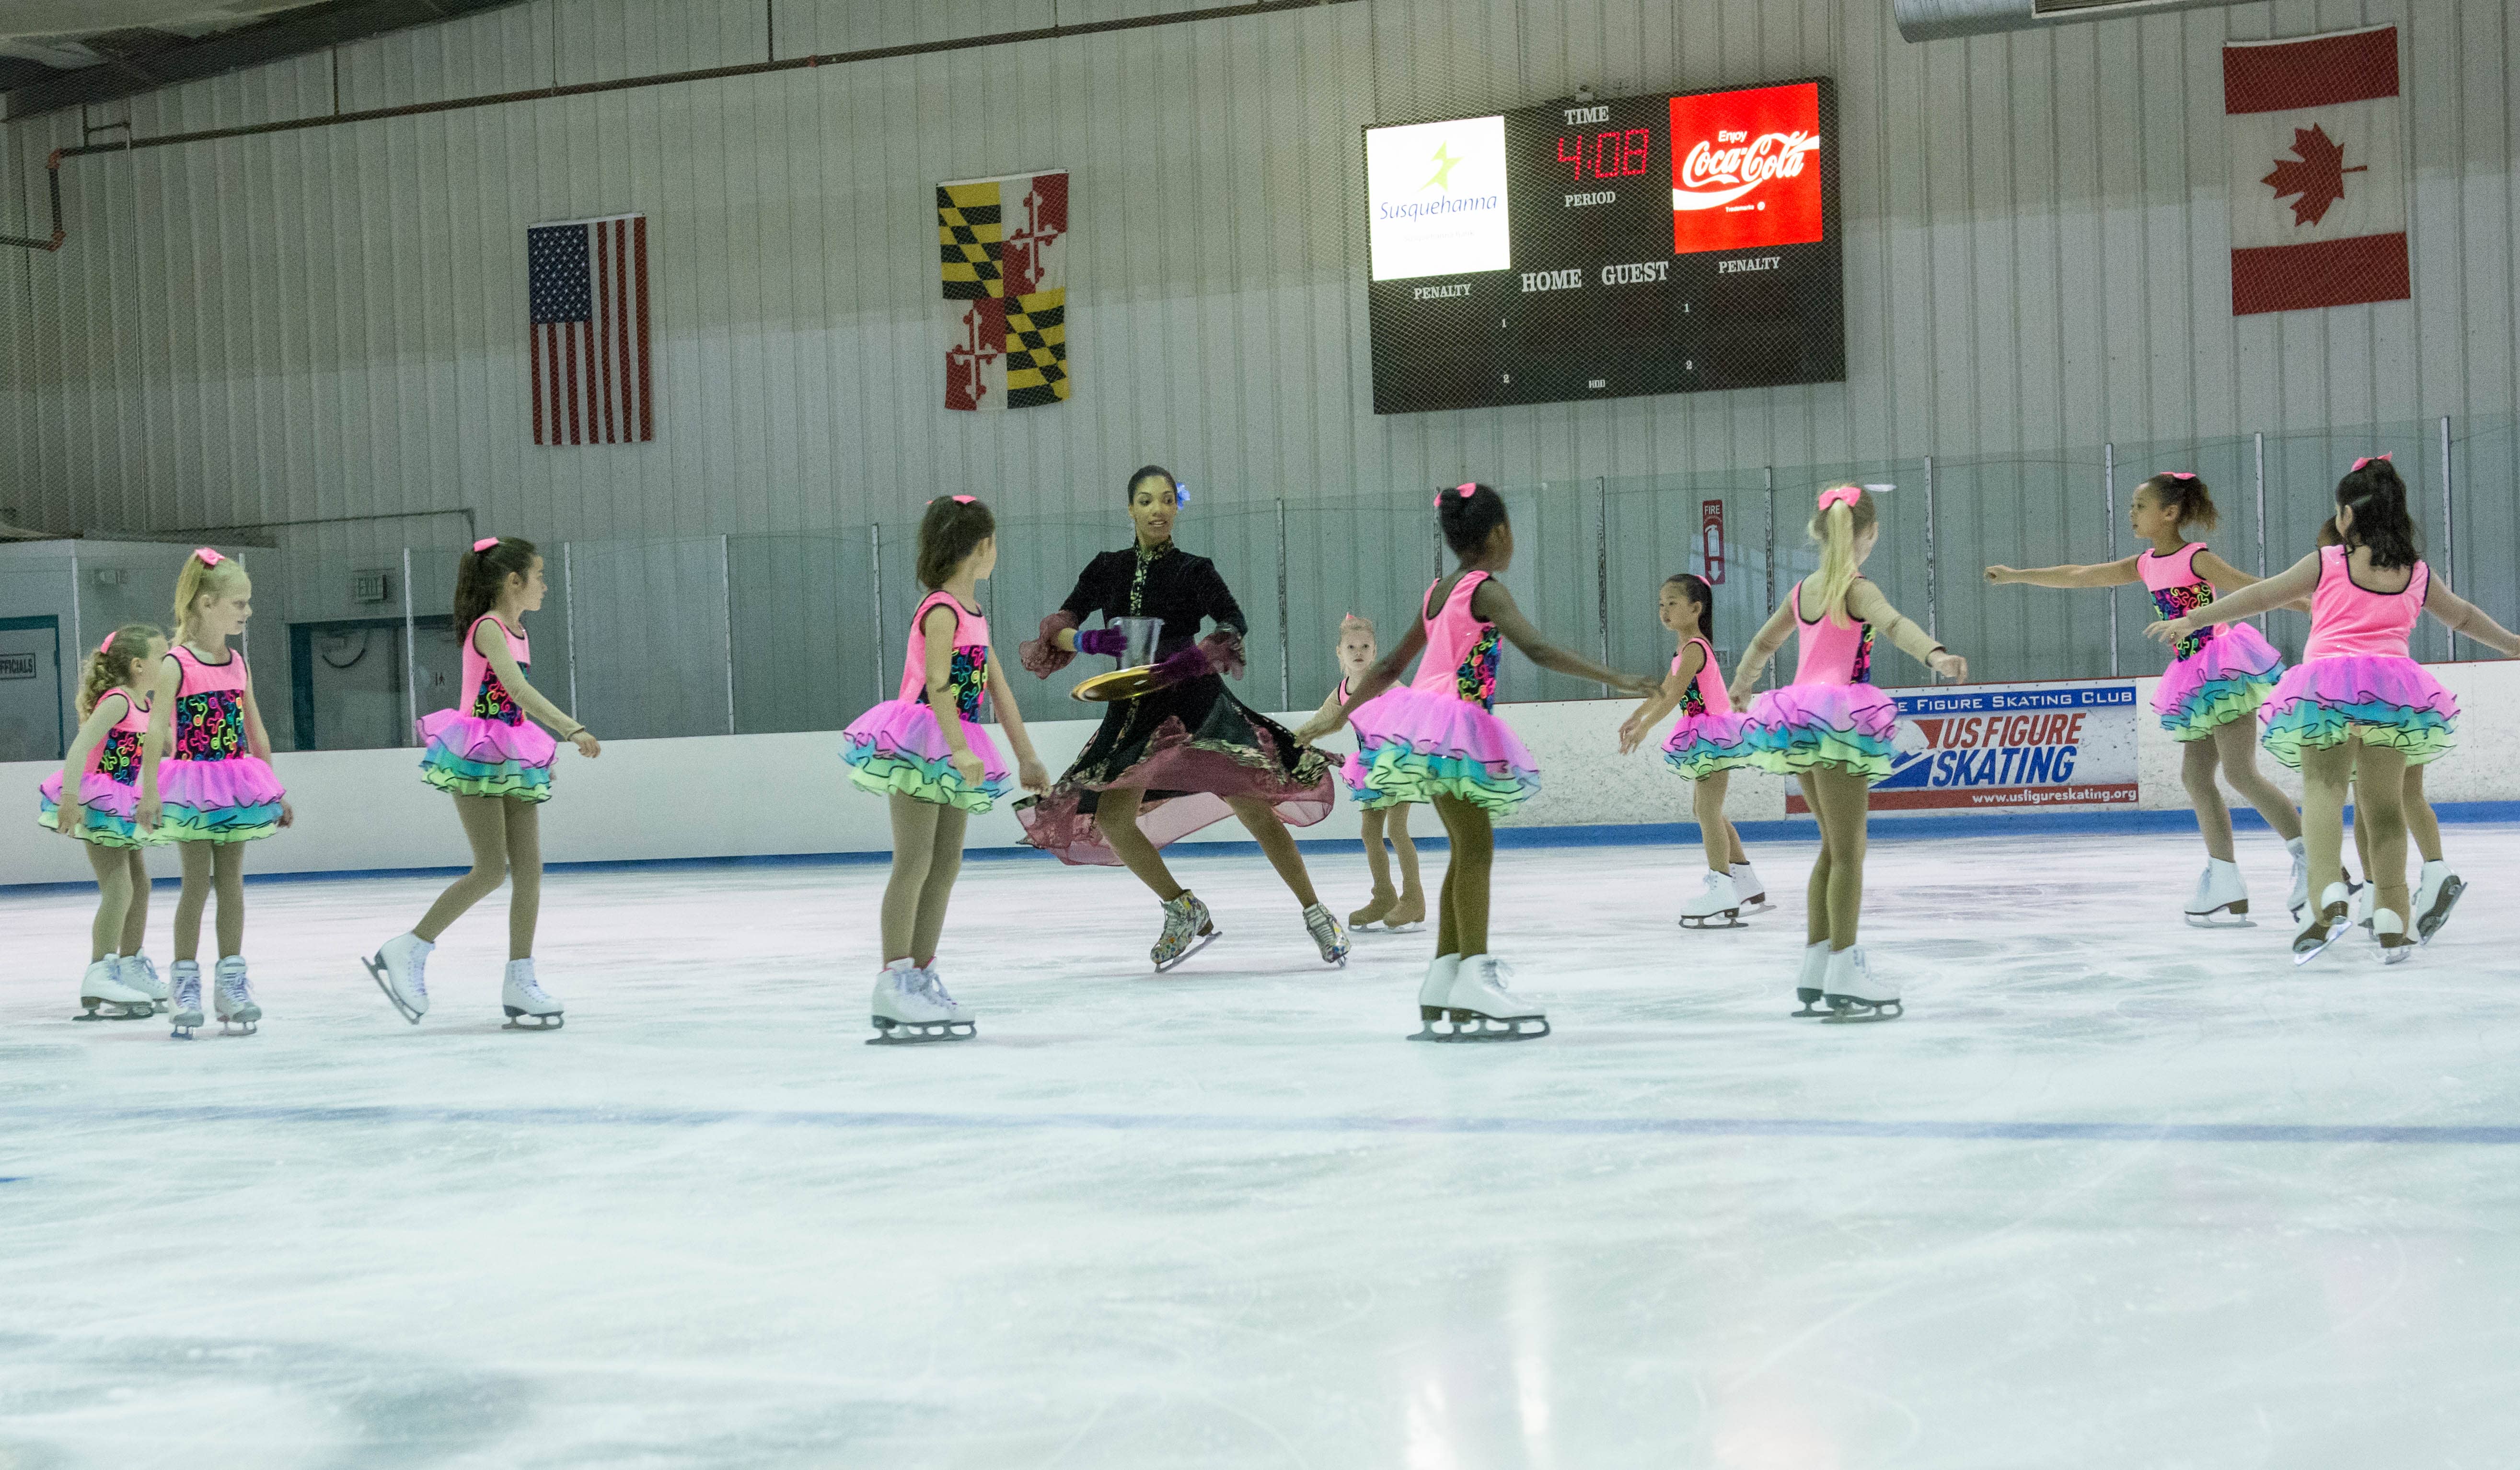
[2232,233,2409,314]
[529,321,544,444]
[595,225,614,443]
[634,216,652,442]
[2224,27,2398,115]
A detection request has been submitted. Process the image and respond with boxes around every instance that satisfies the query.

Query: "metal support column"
[1595,475,1610,693]
[1922,455,1937,638]
[1276,498,1291,710]
[562,541,580,716]
[720,534,737,735]
[868,524,886,708]
[2441,415,2458,661]
[401,547,419,745]
[2103,443,2118,677]
[2253,431,2269,635]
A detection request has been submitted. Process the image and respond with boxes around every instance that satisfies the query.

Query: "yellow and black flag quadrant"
[941,169,1067,411]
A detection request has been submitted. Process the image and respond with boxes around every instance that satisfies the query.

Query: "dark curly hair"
[2335,458,2422,570]
[1664,571,1715,649]
[2140,472,2220,533]
[1437,482,1509,559]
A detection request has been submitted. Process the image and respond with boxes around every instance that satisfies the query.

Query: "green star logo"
[1423,143,1462,193]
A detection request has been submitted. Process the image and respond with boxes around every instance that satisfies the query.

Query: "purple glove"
[1077,628,1128,657]
[1150,643,1214,688]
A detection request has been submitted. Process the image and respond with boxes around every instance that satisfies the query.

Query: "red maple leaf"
[2261,124,2367,228]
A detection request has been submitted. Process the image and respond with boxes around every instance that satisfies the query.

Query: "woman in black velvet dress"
[1017,466,1346,972]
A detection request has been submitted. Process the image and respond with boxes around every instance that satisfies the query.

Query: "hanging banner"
[1785,679,2140,814]
[940,169,1070,411]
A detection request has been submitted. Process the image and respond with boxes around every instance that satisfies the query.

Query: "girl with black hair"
[1617,572,1767,927]
[1018,467,1345,972]
[1297,483,1658,1042]
[2151,455,2520,963]
[366,535,600,1030]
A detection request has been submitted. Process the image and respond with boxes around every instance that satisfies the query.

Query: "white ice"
[4,825,2519,1468]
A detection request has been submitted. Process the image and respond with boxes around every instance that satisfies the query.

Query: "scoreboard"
[1364,79,1843,415]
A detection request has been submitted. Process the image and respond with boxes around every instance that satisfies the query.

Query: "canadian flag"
[2224,25,2409,315]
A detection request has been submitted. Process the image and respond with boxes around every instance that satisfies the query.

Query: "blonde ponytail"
[79,624,163,718]
[1806,486,1879,625]
[170,547,249,644]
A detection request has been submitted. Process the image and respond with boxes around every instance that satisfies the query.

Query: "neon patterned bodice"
[1409,571,1503,712]
[460,614,531,725]
[2139,544,2220,661]
[169,645,250,762]
[1669,637,1731,717]
[84,689,150,786]
[900,591,992,723]
[1790,582,1875,686]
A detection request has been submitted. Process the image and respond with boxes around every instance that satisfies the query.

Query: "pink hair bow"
[194,547,224,567]
[98,633,116,657]
[2352,453,2392,471]
[1433,482,1477,507]
[928,495,979,505]
[2164,471,2199,483]
[473,535,501,552]
[1816,485,1861,511]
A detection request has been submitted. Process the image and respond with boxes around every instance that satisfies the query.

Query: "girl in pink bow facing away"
[841,496,1050,1043]
[1301,611,1427,933]
[40,625,172,1022]
[139,548,292,1038]
[1986,471,2307,926]
[1732,486,1968,1023]
[365,536,601,1032]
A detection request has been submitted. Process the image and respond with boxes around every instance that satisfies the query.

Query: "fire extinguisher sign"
[1699,500,1726,585]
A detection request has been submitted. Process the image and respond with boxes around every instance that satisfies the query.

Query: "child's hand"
[54,801,86,839]
[137,795,160,833]
[1617,713,1648,754]
[278,798,296,829]
[1018,755,1049,794]
[949,749,985,787]
[2145,617,2194,646]
[1727,681,1755,710]
[571,729,601,758]
[1929,649,1968,683]
[1984,565,2017,584]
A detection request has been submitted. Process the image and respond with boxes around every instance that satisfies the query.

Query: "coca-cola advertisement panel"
[1669,82,1826,254]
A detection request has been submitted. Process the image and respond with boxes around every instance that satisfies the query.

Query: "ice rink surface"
[5,825,2520,1469]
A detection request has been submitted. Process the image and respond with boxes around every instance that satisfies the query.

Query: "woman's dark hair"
[453,536,539,629]
[2335,458,2421,569]
[1664,572,1715,648]
[2141,472,2220,532]
[1125,464,1179,503]
[1437,482,1509,558]
[916,496,997,589]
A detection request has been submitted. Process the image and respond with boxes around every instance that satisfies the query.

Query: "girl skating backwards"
[42,625,171,1021]
[1616,573,1767,927]
[1733,486,1968,1022]
[1303,613,1426,933]
[2150,456,2520,964]
[366,537,600,1030]
[1295,484,1658,1042]
[1987,472,2306,926]
[841,496,1050,1043]
[138,549,291,1039]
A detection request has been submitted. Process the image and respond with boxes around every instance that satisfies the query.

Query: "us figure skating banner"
[1786,680,2140,814]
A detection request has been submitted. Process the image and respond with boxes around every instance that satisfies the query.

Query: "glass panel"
[564,537,733,740]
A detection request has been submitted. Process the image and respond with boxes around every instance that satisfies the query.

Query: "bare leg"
[1807,767,1872,950]
[1797,773,1831,947]
[2210,716,2301,841]
[173,841,211,962]
[1358,807,1394,899]
[2404,763,2443,864]
[1692,772,1731,873]
[1725,820,1749,867]
[1430,794,1493,957]
[2296,742,2354,919]
[1388,805,1422,902]
[417,795,511,943]
[116,849,150,956]
[1092,787,1186,902]
[208,843,246,958]
[2180,737,2236,863]
[501,796,543,961]
[2351,738,2412,922]
[1227,796,1321,909]
[879,792,941,965]
[84,842,133,963]
[910,805,970,966]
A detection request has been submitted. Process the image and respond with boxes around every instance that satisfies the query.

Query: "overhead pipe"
[0,150,66,251]
[1896,0,2255,43]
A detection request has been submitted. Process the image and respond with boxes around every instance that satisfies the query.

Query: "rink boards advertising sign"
[1783,679,2140,815]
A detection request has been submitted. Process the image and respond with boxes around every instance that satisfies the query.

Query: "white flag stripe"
[2225,99,2404,251]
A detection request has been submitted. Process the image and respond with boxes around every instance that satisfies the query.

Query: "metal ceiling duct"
[1895,0,2256,44]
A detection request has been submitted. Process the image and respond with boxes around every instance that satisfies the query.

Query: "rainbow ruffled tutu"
[155,757,286,843]
[842,699,1010,813]
[1745,685,1899,783]
[36,772,160,849]
[1348,688,1539,816]
[2154,622,2284,741]
[1661,711,1756,782]
[418,710,557,802]
[2258,655,2458,769]
[1336,692,1399,801]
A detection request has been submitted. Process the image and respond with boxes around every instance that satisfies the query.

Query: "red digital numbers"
[1557,127,1651,181]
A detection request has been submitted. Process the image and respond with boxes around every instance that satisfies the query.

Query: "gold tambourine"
[1071,665,1166,703]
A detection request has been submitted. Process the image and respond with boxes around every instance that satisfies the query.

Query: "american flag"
[529,214,651,444]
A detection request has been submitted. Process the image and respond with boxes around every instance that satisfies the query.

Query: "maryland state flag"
[940,169,1068,411]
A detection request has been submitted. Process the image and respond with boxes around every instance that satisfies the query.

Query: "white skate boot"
[213,956,261,1036]
[1730,862,1772,914]
[1412,955,1549,1042]
[868,961,972,1044]
[2372,907,2415,966]
[2292,882,2353,966]
[168,960,204,1039]
[1819,946,1901,1023]
[2415,860,2463,945]
[919,966,975,1028]
[1416,954,1463,1026]
[1791,940,1830,1017]
[1302,903,1351,967]
[1679,870,1745,929]
[2348,881,2374,932]
[1152,891,1219,973]
[500,958,563,1030]
[2184,860,2253,927]
[362,932,433,1024]
[74,959,154,1022]
[2285,837,2310,922]
[119,954,169,1013]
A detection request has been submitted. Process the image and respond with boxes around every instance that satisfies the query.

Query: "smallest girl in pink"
[1302,613,1425,932]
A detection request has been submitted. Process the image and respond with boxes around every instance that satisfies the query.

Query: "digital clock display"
[1364,78,1843,415]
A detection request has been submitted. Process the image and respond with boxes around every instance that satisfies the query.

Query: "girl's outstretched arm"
[1618,643,1699,754]
[135,654,182,833]
[1846,581,1967,681]
[1725,598,1797,709]
[1472,579,1659,694]
[235,657,294,826]
[2191,550,2265,596]
[51,692,127,840]
[1984,556,2140,589]
[982,645,1050,793]
[477,620,600,758]
[1293,621,1427,745]
[2423,578,2520,656]
[2149,552,2320,644]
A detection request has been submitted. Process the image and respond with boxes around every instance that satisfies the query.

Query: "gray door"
[0,616,65,762]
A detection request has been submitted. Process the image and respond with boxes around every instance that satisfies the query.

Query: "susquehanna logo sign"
[1365,116,1512,281]
[1669,81,1825,255]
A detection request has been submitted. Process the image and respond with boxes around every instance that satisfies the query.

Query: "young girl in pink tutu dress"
[842,496,1050,1041]
[2149,455,2520,964]
[138,549,292,1037]
[1732,487,1968,1022]
[365,536,600,1031]
[1618,572,1766,927]
[1296,483,1656,1042]
[42,625,170,1021]
[1986,471,2306,925]
[1300,613,1425,932]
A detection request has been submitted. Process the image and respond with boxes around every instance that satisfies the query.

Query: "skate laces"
[917,969,957,1007]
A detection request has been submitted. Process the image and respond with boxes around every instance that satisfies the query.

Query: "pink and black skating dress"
[1347,570,1539,815]
[2257,544,2456,769]
[842,590,1010,812]
[155,644,287,841]
[418,614,558,801]
[1659,637,1755,782]
[36,689,160,848]
[2140,542,2286,741]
